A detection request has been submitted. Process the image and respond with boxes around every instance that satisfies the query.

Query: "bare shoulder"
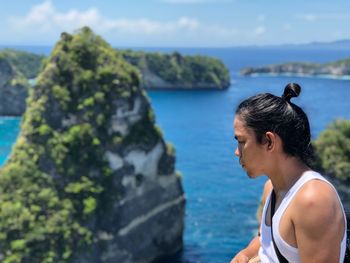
[295,179,339,210]
[291,178,345,261]
[292,179,344,234]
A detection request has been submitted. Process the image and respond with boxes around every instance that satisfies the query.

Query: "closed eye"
[234,136,245,144]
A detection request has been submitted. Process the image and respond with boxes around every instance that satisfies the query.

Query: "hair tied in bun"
[281,83,301,102]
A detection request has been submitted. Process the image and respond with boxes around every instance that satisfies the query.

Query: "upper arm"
[293,181,345,263]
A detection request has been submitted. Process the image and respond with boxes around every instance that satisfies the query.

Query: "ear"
[264,131,276,151]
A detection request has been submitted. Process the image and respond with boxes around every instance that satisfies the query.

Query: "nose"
[235,146,240,157]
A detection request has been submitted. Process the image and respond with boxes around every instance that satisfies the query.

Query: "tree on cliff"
[314,119,350,181]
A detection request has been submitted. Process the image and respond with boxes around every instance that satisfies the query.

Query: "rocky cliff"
[0,27,185,263]
[121,50,230,90]
[240,59,350,77]
[0,55,28,116]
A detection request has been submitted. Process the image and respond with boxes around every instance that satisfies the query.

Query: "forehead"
[233,116,255,137]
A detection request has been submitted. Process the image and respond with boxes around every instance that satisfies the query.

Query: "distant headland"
[0,47,230,91]
[120,50,230,90]
[240,58,350,78]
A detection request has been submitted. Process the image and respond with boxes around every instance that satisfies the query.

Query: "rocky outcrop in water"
[121,50,231,89]
[240,59,350,77]
[0,27,185,263]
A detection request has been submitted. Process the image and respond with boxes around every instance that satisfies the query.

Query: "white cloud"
[9,1,101,33]
[8,0,204,37]
[178,17,200,30]
[6,0,263,46]
[7,1,235,38]
[254,26,266,36]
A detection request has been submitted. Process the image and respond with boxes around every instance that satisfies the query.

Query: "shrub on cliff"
[314,119,350,181]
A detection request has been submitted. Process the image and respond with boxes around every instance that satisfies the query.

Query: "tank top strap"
[283,170,326,202]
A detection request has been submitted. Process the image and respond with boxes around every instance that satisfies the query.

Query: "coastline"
[245,72,350,80]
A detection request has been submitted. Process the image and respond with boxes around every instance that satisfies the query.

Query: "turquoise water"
[1,47,350,262]
[0,117,21,165]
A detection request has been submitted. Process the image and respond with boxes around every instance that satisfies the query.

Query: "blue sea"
[1,46,350,263]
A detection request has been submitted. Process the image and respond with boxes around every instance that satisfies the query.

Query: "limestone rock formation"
[0,55,28,115]
[121,50,231,90]
[0,27,185,263]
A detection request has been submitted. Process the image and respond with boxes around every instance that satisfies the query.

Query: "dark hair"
[235,83,314,167]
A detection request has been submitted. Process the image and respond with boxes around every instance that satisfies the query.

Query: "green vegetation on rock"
[119,50,230,89]
[314,119,350,181]
[0,52,30,116]
[0,27,166,262]
[4,47,230,92]
[0,59,26,88]
[0,49,45,79]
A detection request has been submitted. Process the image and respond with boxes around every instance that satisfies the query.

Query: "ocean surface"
[1,46,350,263]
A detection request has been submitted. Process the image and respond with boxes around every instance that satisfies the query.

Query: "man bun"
[282,83,301,102]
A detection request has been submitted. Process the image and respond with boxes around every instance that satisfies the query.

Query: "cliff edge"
[0,53,28,116]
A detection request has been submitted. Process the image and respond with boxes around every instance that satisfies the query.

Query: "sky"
[1,0,350,47]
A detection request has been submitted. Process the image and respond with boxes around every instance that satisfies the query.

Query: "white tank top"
[258,171,347,263]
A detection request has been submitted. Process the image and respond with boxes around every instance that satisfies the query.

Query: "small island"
[240,58,350,78]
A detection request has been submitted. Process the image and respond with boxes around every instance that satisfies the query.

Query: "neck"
[267,155,310,195]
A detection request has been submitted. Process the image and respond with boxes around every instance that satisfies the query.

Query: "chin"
[247,174,257,179]
[246,171,262,179]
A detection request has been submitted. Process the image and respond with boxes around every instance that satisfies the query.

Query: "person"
[230,83,347,263]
